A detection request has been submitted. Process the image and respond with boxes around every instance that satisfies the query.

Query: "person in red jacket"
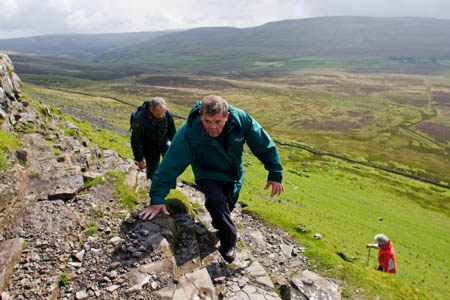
[366,233,397,273]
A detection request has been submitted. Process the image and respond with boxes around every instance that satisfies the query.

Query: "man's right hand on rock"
[139,205,169,220]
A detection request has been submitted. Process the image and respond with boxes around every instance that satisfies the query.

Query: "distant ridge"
[0,31,176,58]
[96,16,450,62]
[2,17,450,60]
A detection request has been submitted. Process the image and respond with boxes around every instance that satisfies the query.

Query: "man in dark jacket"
[139,95,284,263]
[131,97,176,180]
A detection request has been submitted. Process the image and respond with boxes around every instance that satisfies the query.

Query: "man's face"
[200,112,230,138]
[150,105,166,120]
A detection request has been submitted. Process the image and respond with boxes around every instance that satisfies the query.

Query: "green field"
[18,61,450,299]
[239,146,449,299]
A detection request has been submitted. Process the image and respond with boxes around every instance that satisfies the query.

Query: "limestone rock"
[291,270,341,300]
[0,107,6,119]
[138,257,176,275]
[0,54,21,102]
[185,268,216,299]
[0,238,24,292]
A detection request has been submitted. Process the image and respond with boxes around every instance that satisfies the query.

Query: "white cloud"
[1,0,450,39]
[4,0,20,19]
[66,10,108,31]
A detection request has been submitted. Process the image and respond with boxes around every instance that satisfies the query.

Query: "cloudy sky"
[2,0,450,39]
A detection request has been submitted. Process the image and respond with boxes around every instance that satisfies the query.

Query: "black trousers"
[196,179,239,251]
[144,143,169,180]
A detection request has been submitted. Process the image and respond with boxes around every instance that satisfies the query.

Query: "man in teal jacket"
[139,95,284,263]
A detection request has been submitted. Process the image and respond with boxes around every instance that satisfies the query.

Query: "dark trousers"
[144,143,169,180]
[144,152,162,180]
[196,179,239,251]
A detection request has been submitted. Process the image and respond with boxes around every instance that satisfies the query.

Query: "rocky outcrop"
[0,53,342,300]
[0,53,22,131]
[0,54,21,101]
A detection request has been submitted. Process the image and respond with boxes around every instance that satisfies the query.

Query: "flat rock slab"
[32,172,84,201]
[0,238,24,292]
[292,270,341,300]
[154,268,216,300]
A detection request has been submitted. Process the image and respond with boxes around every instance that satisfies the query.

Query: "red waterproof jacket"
[378,241,397,273]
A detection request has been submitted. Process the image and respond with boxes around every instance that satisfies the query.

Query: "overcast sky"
[2,0,450,39]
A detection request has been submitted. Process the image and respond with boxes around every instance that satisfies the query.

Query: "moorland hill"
[98,16,450,62]
[2,16,450,75]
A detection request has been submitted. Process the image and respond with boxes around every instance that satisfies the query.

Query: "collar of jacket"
[380,241,393,250]
[146,109,166,124]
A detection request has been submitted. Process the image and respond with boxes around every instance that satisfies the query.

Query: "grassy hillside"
[22,89,450,300]
[239,145,449,300]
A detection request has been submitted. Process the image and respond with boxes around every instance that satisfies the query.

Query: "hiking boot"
[218,246,236,263]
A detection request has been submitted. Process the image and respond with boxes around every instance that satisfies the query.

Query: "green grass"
[59,271,70,286]
[84,175,105,189]
[50,147,61,156]
[86,221,99,236]
[88,207,105,219]
[65,115,132,158]
[0,130,20,171]
[106,171,143,211]
[165,189,196,216]
[64,128,78,137]
[239,147,449,300]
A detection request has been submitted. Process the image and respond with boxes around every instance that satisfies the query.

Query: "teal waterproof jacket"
[149,101,283,205]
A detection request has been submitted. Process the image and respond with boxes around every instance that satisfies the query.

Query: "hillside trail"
[0,54,343,300]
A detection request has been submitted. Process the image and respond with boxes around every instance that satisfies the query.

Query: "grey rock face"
[0,106,6,119]
[0,54,21,103]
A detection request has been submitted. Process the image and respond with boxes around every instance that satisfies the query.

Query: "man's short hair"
[374,234,389,245]
[150,97,166,110]
[200,95,228,116]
